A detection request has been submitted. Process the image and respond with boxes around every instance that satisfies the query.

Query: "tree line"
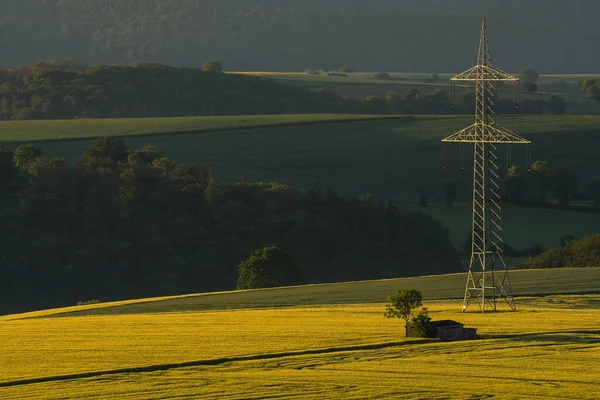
[0,62,387,121]
[515,234,600,270]
[0,138,460,315]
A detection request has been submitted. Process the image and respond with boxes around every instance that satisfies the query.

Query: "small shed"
[407,320,477,341]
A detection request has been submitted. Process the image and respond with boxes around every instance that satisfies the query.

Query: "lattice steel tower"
[442,19,530,313]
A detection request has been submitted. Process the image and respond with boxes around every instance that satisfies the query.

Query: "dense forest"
[1,1,600,72]
[0,62,388,120]
[0,138,460,315]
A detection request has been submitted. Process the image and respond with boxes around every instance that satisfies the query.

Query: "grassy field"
[232,72,600,108]
[3,114,600,249]
[1,281,599,399]
[233,71,600,86]
[3,268,599,318]
[0,114,404,143]
[424,203,600,249]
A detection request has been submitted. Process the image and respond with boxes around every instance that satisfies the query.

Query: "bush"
[408,308,435,338]
[515,234,600,269]
[374,72,392,80]
[237,246,302,290]
[203,60,224,73]
[337,66,354,73]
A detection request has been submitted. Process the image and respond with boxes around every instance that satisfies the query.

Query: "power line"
[488,18,600,40]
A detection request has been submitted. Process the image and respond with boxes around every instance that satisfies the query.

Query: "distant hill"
[1,1,600,73]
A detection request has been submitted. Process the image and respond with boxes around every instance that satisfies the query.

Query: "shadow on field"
[0,338,433,389]
[484,329,600,344]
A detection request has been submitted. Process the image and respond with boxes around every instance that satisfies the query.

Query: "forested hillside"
[1,1,600,72]
[0,138,460,315]
[0,63,383,120]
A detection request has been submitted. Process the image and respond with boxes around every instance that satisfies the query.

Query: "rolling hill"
[5,114,599,251]
[1,270,599,399]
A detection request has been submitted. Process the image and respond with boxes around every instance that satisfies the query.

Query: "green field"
[0,114,404,143]
[3,114,600,250]
[232,72,600,109]
[1,269,600,399]
[424,203,600,250]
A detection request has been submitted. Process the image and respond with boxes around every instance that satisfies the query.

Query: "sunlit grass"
[1,298,599,399]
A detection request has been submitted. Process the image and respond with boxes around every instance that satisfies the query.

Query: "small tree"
[374,72,392,80]
[338,65,354,73]
[519,68,538,85]
[203,60,224,73]
[14,144,43,170]
[237,246,302,290]
[384,289,423,335]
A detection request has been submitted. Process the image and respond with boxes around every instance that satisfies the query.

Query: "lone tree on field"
[384,289,423,335]
[203,60,224,73]
[237,246,302,290]
[519,68,539,92]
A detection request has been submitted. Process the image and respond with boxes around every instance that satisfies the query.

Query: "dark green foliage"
[519,68,539,85]
[203,60,224,73]
[408,308,435,338]
[374,72,392,80]
[515,234,600,270]
[237,247,301,289]
[0,63,388,120]
[0,139,460,315]
[504,161,577,207]
[582,79,600,101]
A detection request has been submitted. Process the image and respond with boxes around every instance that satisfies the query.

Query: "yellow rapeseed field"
[1,297,599,399]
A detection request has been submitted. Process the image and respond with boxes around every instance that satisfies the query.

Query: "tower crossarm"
[451,65,517,82]
[442,123,530,144]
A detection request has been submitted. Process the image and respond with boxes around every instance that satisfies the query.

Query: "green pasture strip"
[9,268,598,318]
[0,114,406,143]
[424,204,600,250]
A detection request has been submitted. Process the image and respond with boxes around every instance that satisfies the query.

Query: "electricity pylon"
[442,19,530,313]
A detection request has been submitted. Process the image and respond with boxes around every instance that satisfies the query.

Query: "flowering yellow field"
[1,297,599,399]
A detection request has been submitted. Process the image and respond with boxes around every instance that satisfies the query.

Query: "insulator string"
[460,143,465,170]
[441,143,447,170]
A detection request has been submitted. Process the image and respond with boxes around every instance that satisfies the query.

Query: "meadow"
[232,72,600,110]
[1,270,599,399]
[0,114,403,144]
[8,114,600,250]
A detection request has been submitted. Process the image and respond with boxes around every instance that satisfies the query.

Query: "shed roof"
[432,320,464,327]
